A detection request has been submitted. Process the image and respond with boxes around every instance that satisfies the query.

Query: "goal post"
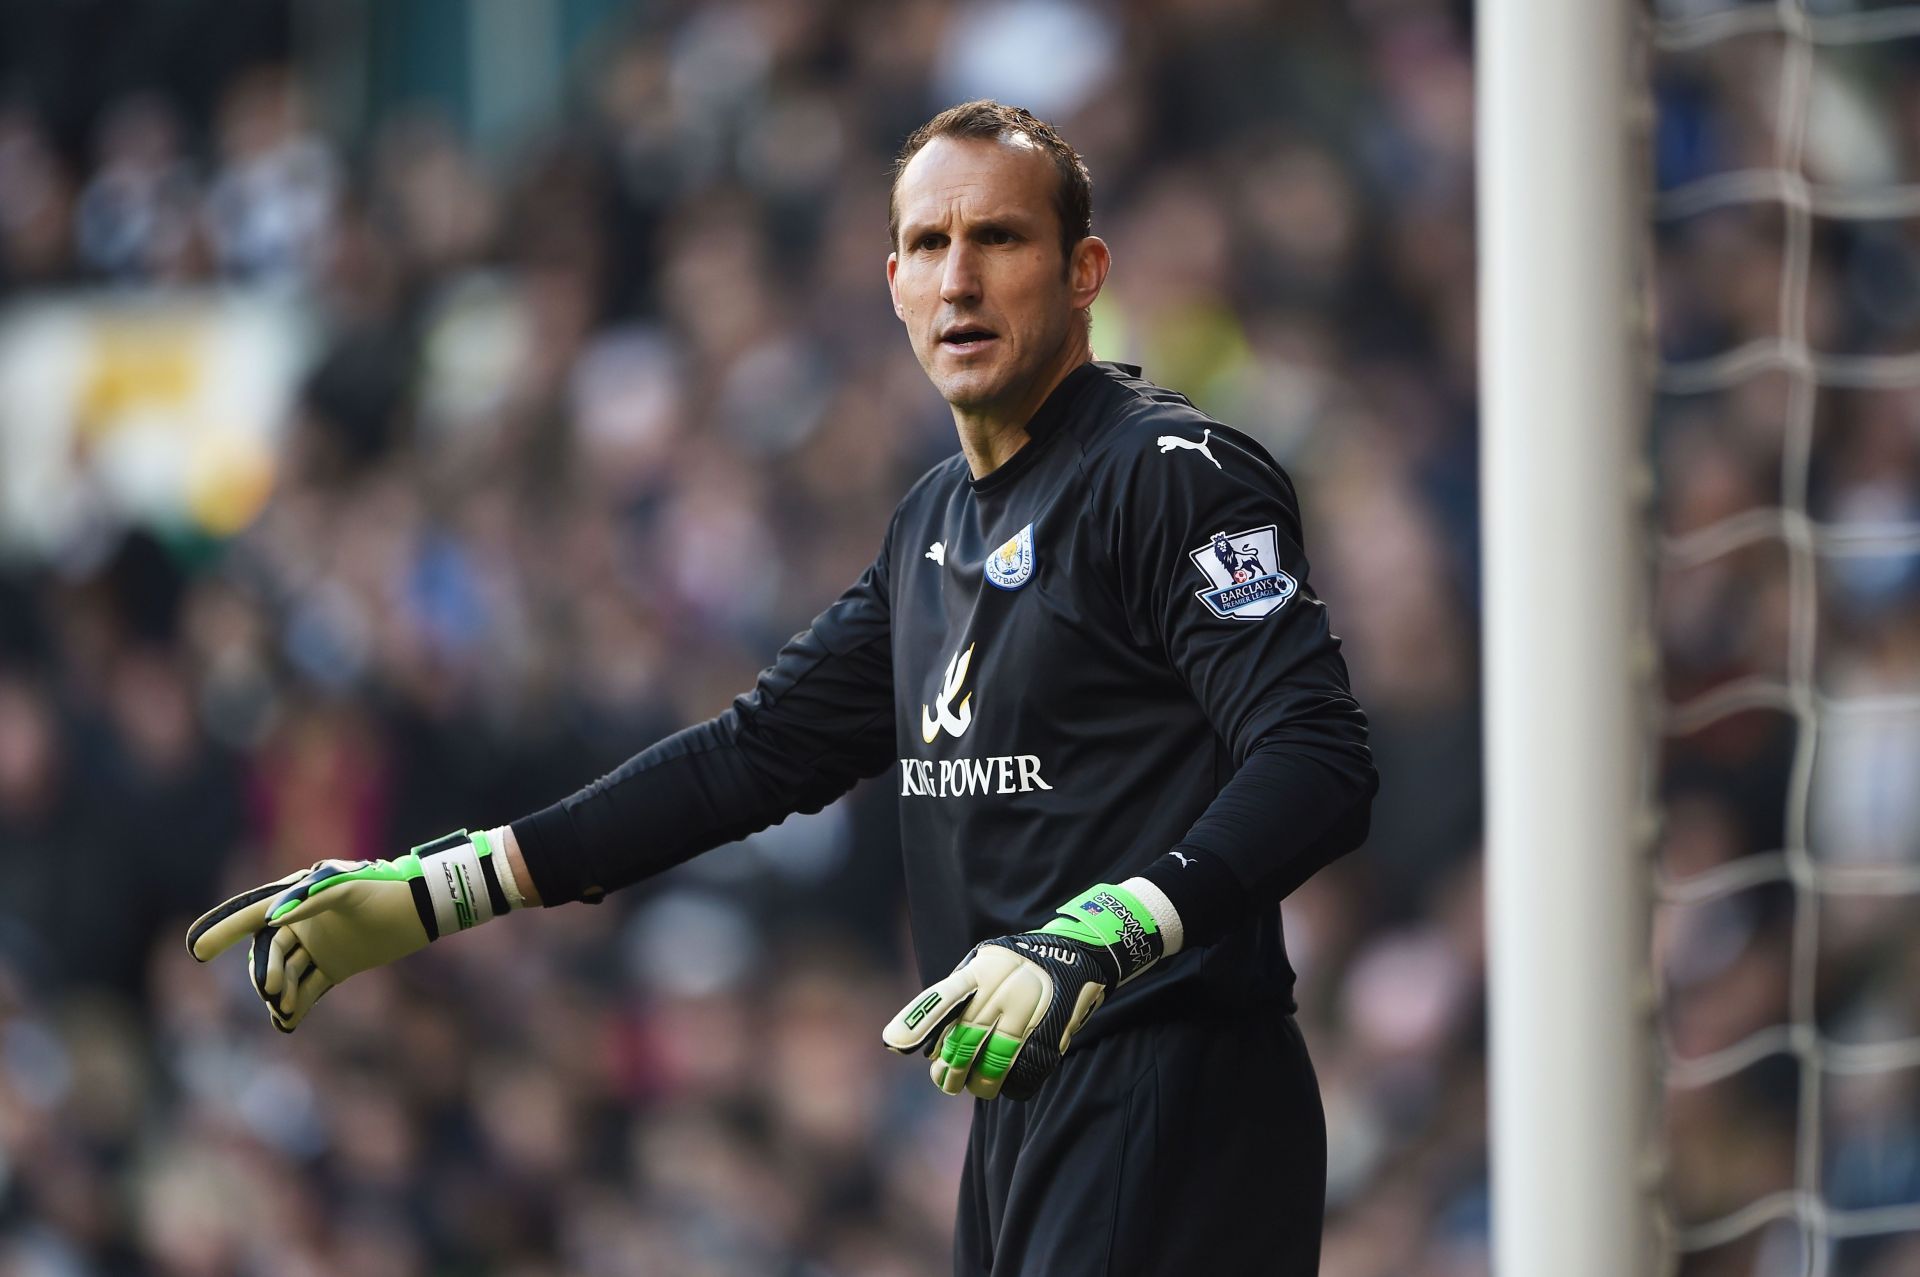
[1478,0,1652,1274]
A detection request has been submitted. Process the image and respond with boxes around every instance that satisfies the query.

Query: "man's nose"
[940,241,982,304]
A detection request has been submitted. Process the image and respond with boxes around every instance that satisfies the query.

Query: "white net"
[1652,2,1920,1274]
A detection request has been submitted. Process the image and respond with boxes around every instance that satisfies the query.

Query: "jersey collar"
[969,360,1131,494]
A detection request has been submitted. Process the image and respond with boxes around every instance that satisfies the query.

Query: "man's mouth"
[939,326,999,354]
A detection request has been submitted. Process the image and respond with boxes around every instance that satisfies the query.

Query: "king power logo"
[905,640,1053,798]
[899,753,1053,798]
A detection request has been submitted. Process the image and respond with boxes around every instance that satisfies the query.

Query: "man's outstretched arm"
[190,550,897,1030]
[507,562,895,905]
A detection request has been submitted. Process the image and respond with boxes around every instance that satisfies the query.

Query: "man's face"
[887,135,1094,415]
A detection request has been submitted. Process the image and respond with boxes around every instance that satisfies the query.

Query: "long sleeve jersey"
[514,361,1376,1032]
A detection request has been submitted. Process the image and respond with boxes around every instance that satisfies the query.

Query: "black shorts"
[952,1012,1325,1276]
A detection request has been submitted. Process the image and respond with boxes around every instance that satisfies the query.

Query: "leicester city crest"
[1188,525,1297,620]
[985,523,1036,590]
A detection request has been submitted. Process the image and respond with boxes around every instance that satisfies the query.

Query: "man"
[189,101,1376,1274]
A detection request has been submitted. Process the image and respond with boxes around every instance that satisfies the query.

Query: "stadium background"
[0,0,1914,1273]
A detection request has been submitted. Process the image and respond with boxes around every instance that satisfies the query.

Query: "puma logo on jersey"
[926,541,946,566]
[1171,851,1193,867]
[921,643,976,742]
[1156,428,1220,469]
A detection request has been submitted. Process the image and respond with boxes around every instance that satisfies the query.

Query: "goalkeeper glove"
[186,829,518,1032]
[882,881,1173,1100]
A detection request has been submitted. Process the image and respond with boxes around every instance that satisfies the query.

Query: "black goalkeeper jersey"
[515,361,1375,1033]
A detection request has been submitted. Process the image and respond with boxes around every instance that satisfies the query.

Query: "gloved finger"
[262,924,301,996]
[249,928,274,1008]
[963,1031,1027,1100]
[881,970,977,1056]
[930,1012,1003,1096]
[1060,982,1106,1050]
[186,869,307,961]
[264,859,372,927]
[961,971,1048,1100]
[278,947,314,1015]
[270,967,335,1034]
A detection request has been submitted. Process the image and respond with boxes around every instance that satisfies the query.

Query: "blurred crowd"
[0,0,1915,1273]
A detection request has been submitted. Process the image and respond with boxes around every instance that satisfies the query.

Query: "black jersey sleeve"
[1104,417,1377,946]
[510,544,896,906]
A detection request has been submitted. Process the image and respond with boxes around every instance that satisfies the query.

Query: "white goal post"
[1478,1,1651,1274]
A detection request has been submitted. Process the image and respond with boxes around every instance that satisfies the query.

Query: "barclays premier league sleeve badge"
[985,523,1036,591]
[1189,525,1297,619]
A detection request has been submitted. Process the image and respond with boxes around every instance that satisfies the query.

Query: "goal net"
[1652,2,1920,1275]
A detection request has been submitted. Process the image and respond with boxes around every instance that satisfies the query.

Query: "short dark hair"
[888,99,1093,263]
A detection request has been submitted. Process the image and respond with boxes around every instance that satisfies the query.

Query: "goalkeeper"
[189,100,1375,1276]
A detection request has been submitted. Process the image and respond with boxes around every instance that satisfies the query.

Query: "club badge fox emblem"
[985,523,1035,590]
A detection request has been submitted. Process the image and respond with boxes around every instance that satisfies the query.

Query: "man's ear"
[887,252,904,321]
[1069,236,1111,312]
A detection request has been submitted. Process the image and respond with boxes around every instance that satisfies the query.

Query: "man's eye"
[917,236,945,251]
[983,229,1014,245]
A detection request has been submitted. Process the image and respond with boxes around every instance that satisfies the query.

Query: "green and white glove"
[882,880,1179,1100]
[186,829,520,1032]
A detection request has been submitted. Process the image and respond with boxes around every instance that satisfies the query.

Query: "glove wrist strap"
[1039,883,1164,983]
[413,829,512,938]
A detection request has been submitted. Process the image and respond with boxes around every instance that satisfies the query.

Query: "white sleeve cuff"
[484,826,529,911]
[1120,875,1184,956]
